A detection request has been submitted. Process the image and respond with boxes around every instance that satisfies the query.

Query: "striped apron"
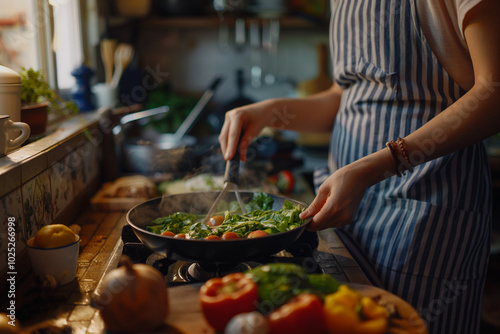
[326,1,492,333]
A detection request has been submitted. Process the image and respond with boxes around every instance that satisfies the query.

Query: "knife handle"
[224,133,244,185]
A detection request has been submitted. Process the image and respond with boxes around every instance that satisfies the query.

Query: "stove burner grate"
[120,225,324,286]
[186,262,252,281]
[145,252,253,284]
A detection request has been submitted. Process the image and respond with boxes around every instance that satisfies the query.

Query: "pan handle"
[111,105,170,137]
[119,105,170,126]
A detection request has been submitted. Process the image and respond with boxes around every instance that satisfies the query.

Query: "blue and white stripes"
[328,0,492,333]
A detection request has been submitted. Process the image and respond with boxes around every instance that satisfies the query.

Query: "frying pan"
[126,191,311,265]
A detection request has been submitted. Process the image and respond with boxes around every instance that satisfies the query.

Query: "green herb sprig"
[20,67,78,116]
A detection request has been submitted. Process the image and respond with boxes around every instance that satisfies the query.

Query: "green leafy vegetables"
[245,263,340,312]
[146,193,307,240]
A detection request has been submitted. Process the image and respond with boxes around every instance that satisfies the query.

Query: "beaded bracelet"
[386,138,414,177]
[397,137,414,174]
[386,141,401,177]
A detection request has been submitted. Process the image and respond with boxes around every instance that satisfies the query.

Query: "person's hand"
[299,164,369,231]
[219,101,273,161]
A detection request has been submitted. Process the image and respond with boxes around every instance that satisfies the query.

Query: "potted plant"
[20,67,78,135]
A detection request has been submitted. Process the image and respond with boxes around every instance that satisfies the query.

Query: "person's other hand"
[299,164,368,231]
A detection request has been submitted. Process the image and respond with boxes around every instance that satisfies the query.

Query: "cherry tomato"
[205,235,221,240]
[222,232,240,240]
[175,233,186,238]
[161,231,175,237]
[208,215,225,227]
[247,230,268,238]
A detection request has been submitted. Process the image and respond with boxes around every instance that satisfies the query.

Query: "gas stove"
[119,224,345,286]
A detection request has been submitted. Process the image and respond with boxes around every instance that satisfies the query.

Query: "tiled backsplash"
[0,112,102,284]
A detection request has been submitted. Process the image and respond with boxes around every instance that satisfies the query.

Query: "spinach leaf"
[186,222,211,239]
[245,192,274,212]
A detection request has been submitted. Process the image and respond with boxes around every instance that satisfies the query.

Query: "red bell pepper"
[268,293,326,334]
[199,273,259,331]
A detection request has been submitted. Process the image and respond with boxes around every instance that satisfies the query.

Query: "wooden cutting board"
[159,283,428,334]
[162,283,214,334]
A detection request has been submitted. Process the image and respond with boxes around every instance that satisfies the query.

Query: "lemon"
[0,313,20,333]
[32,224,78,248]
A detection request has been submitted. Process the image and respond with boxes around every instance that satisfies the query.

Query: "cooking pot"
[120,133,198,174]
[126,191,311,265]
[115,77,223,175]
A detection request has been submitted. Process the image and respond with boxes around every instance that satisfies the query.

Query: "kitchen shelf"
[108,14,328,30]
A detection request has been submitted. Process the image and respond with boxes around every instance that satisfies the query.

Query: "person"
[218,0,500,333]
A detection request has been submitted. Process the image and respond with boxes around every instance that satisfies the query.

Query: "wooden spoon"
[100,39,117,84]
[110,43,135,89]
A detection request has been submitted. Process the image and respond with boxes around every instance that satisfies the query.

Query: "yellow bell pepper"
[323,285,389,334]
[324,285,361,311]
[360,296,389,320]
[324,304,361,334]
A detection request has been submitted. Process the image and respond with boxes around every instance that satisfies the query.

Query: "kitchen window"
[0,0,84,92]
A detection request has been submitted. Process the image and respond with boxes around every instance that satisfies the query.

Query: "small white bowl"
[27,236,80,285]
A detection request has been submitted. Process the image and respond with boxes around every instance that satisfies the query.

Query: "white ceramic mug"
[0,115,30,156]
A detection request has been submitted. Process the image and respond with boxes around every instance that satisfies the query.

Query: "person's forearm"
[351,80,500,190]
[402,0,500,166]
[264,84,343,133]
[403,78,500,167]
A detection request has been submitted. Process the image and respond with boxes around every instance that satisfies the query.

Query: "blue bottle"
[71,64,95,112]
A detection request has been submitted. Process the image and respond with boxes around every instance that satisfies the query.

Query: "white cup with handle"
[0,115,30,156]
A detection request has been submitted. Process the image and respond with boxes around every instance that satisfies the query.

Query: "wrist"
[352,148,399,188]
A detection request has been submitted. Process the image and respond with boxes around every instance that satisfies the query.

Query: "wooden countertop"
[11,205,373,333]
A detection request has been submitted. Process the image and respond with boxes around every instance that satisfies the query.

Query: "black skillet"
[126,191,311,265]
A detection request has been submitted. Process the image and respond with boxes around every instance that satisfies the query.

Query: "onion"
[92,256,169,333]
